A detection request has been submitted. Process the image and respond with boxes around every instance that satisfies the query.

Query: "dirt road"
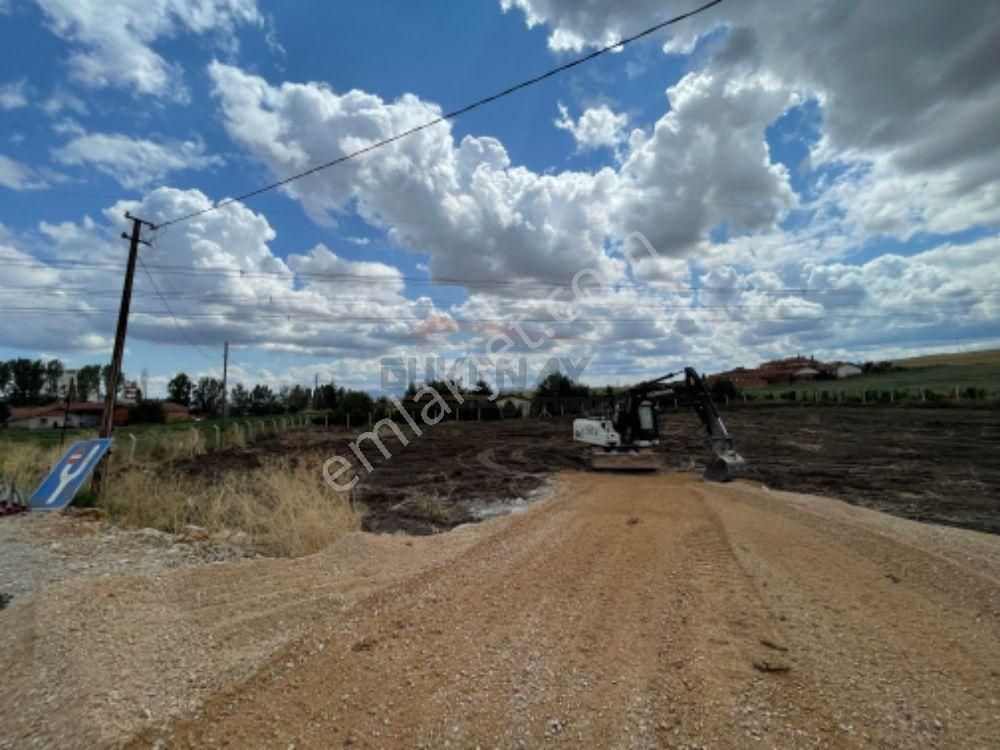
[3,474,998,748]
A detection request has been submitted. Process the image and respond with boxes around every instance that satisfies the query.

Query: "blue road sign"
[29,438,113,511]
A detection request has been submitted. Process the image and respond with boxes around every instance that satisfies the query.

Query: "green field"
[744,362,1000,399]
[892,348,1000,369]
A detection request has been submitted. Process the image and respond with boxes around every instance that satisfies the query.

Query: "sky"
[0,0,998,398]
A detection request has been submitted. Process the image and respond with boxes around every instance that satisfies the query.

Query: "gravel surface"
[0,512,251,606]
[2,474,998,748]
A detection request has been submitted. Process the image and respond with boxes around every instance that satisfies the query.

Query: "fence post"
[478,407,481,421]
[245,421,253,440]
[724,395,729,407]
[921,389,926,403]
[347,412,351,430]
[890,389,894,404]
[954,385,960,401]
[129,433,138,463]
[861,390,866,404]
[368,412,373,427]
[213,424,221,450]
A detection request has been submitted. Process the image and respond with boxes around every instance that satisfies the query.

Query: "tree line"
[158,372,379,420]
[0,358,129,406]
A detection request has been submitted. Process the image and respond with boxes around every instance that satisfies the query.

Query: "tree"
[709,378,739,401]
[127,399,165,424]
[9,358,45,405]
[249,384,278,415]
[101,364,128,400]
[315,381,342,410]
[340,389,373,414]
[76,364,101,402]
[0,360,11,399]
[44,359,64,398]
[283,384,311,413]
[536,371,589,398]
[472,378,494,397]
[192,377,223,415]
[167,372,193,406]
[230,383,251,416]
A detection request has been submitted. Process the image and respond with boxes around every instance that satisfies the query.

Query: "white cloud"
[0,188,444,360]
[41,88,89,117]
[554,103,627,151]
[502,0,1000,242]
[0,153,49,190]
[34,0,261,100]
[52,132,223,189]
[207,61,623,288]
[0,80,28,109]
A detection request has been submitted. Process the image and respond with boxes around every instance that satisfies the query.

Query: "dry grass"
[0,441,63,494]
[100,455,363,558]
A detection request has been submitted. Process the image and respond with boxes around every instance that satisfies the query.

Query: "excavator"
[573,367,747,481]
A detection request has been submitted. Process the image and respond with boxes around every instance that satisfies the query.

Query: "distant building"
[121,379,141,404]
[835,363,862,379]
[709,355,870,387]
[4,403,127,430]
[791,367,821,382]
[494,394,532,417]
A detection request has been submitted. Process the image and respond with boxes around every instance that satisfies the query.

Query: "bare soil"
[188,406,999,534]
[3,474,997,748]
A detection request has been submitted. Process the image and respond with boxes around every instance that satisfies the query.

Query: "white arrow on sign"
[44,444,102,505]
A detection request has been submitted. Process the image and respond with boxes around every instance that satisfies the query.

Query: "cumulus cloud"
[554,103,627,151]
[52,131,223,189]
[0,188,445,360]
[502,0,1000,241]
[0,80,28,109]
[207,61,623,287]
[207,61,800,290]
[34,0,261,99]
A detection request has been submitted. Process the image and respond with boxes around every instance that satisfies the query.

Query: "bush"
[710,378,739,401]
[127,399,165,424]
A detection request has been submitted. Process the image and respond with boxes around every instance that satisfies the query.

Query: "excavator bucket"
[590,448,662,471]
[702,449,747,482]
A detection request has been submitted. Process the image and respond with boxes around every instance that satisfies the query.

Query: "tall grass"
[101,455,363,557]
[0,441,62,495]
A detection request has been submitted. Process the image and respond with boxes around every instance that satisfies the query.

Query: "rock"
[752,659,791,673]
[181,524,209,542]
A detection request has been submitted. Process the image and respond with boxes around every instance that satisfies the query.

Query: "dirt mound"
[3,474,998,748]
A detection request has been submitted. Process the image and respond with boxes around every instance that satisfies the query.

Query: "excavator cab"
[574,368,747,481]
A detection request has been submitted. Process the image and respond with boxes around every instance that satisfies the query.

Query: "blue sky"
[1,0,998,397]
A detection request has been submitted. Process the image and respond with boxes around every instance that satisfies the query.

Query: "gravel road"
[2,473,998,748]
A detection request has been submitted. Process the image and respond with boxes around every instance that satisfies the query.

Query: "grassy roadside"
[742,363,1000,399]
[0,418,362,558]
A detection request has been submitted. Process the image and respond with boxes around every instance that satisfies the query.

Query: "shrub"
[128,399,165,424]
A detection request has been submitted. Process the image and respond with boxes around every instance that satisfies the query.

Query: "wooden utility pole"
[94,212,156,493]
[221,341,230,420]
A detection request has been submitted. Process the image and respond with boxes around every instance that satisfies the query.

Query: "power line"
[136,255,214,360]
[155,0,725,229]
[2,305,979,324]
[5,256,999,297]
